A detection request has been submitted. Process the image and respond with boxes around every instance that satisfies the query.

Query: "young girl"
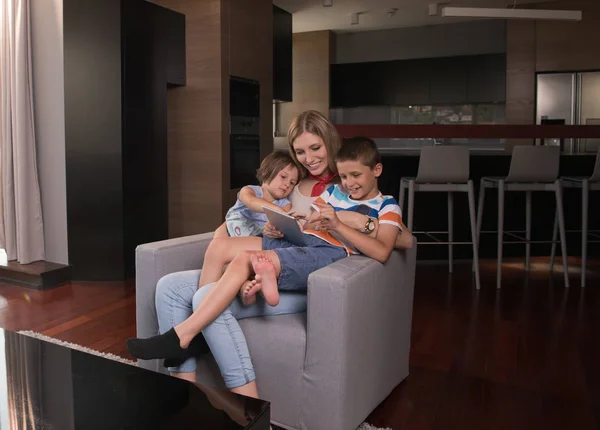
[225,151,298,238]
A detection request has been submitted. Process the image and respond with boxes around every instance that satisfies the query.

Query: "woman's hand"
[337,211,377,236]
[263,222,283,239]
[314,202,341,231]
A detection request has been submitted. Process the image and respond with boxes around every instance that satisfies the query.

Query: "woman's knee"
[155,270,200,306]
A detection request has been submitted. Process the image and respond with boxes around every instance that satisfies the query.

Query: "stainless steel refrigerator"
[536,71,600,153]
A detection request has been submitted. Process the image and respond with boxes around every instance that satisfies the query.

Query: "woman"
[128,111,412,401]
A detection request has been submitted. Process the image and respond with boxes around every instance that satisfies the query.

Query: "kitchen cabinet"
[428,56,467,105]
[330,54,506,107]
[467,54,506,103]
[273,5,292,102]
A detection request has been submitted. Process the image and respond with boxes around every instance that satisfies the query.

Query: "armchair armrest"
[300,238,417,430]
[135,232,214,340]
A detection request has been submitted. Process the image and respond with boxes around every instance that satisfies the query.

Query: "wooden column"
[505,21,536,150]
[279,31,332,134]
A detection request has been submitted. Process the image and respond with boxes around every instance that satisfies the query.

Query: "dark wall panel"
[65,0,185,280]
[64,0,124,280]
[273,5,292,102]
[121,1,171,277]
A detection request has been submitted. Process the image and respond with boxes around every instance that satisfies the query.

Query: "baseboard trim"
[0,260,71,290]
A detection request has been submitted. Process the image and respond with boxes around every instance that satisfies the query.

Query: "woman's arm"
[239,186,287,214]
[336,211,377,237]
[336,211,414,249]
[394,220,414,249]
[314,203,399,263]
[336,222,399,263]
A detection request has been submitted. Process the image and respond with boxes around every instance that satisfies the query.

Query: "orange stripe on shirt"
[379,211,402,224]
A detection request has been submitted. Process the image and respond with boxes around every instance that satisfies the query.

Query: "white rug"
[18,330,392,430]
[356,424,392,430]
[17,330,138,366]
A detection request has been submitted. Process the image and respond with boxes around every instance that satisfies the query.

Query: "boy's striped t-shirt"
[304,185,403,255]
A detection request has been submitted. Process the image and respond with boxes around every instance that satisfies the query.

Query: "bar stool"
[550,148,600,287]
[476,145,569,289]
[399,146,480,289]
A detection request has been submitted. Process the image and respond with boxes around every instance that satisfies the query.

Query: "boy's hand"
[314,202,340,231]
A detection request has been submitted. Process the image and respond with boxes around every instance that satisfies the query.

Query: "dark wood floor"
[0,257,598,429]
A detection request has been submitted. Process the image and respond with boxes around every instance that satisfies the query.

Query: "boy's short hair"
[335,136,381,168]
[256,151,298,184]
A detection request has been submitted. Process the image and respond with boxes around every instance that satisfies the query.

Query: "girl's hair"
[256,151,298,184]
[287,110,342,177]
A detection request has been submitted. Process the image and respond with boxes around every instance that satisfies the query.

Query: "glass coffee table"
[0,329,270,429]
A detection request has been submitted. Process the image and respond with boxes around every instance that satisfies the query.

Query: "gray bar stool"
[476,145,569,289]
[399,146,480,289]
[550,147,600,287]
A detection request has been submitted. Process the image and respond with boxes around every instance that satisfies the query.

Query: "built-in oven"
[230,76,260,118]
[230,116,260,189]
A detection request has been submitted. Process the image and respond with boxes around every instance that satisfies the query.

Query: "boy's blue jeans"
[262,234,347,290]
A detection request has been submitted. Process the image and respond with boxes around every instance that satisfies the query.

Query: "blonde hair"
[287,110,342,177]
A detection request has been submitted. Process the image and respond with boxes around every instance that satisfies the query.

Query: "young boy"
[242,136,403,305]
[225,151,299,237]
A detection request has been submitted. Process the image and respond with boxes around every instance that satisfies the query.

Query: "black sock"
[188,333,210,356]
[127,328,191,361]
[162,335,211,369]
[163,358,185,368]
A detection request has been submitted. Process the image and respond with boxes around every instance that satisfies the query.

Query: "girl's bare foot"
[250,254,279,306]
[239,279,258,306]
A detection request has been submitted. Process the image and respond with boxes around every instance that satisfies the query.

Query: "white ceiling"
[273,0,554,33]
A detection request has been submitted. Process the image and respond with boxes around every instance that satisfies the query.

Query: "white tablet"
[263,207,307,246]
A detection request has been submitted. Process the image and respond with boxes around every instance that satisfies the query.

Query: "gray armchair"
[135,232,417,430]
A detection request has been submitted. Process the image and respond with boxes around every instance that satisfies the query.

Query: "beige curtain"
[3,332,41,429]
[0,0,44,264]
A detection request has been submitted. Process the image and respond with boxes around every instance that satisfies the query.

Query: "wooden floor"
[0,257,598,429]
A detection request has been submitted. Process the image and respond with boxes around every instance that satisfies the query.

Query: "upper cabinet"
[273,5,292,102]
[466,54,506,104]
[165,10,186,86]
[428,56,468,105]
[330,54,506,107]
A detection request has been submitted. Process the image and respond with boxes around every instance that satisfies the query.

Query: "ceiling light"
[350,12,360,25]
[323,0,332,7]
[441,6,582,21]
